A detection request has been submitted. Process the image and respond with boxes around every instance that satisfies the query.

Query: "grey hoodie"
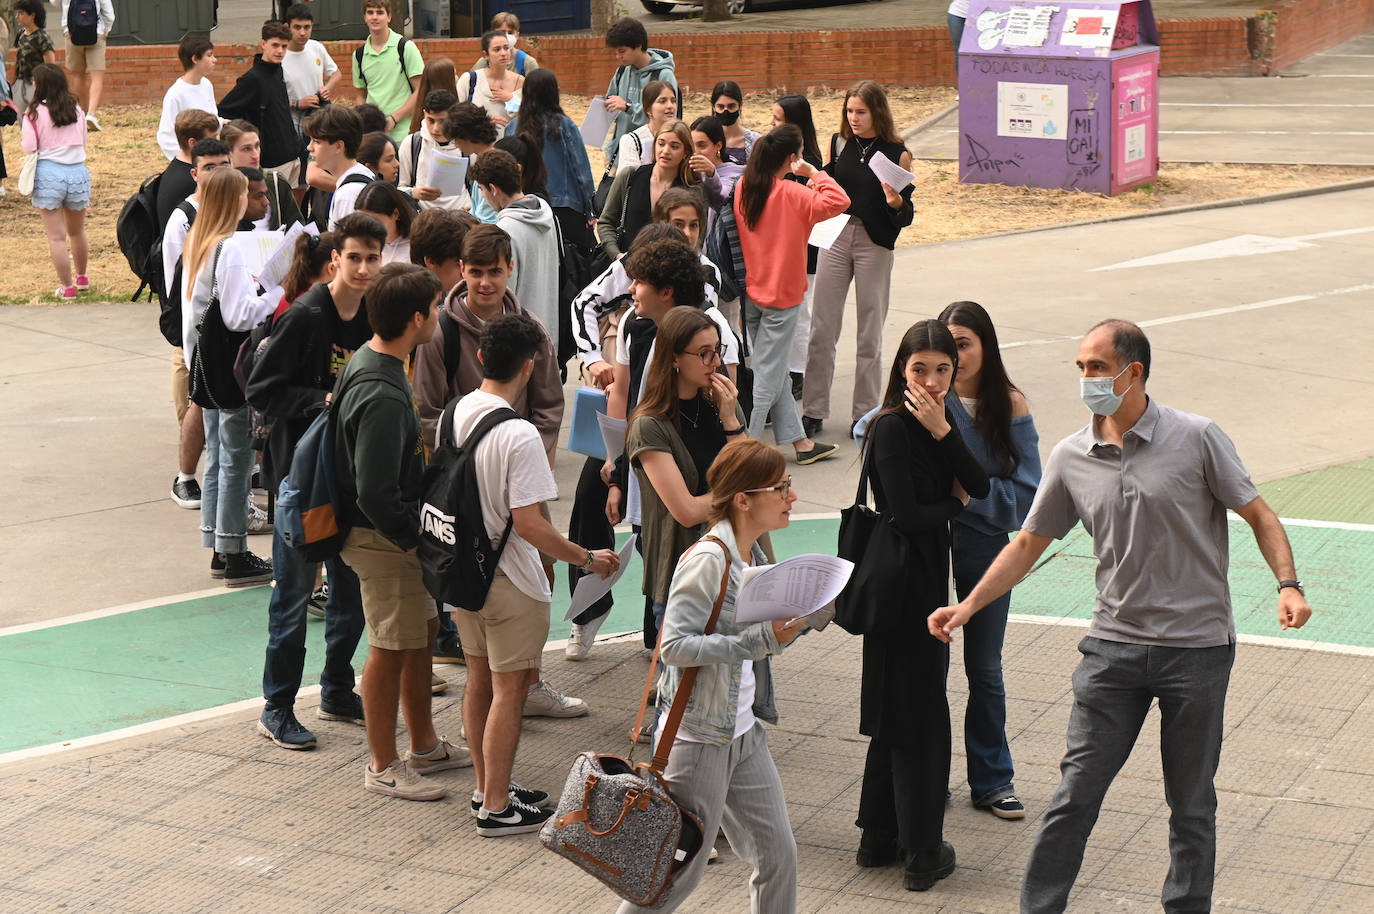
[497,195,561,342]
[603,48,678,169]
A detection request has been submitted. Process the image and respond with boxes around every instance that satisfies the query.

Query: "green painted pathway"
[2,466,1371,755]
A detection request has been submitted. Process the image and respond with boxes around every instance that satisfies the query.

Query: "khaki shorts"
[64,35,107,72]
[341,527,437,651]
[452,572,550,673]
[171,347,190,424]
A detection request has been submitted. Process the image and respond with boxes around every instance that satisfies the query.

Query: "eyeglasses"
[744,476,792,497]
[689,344,726,365]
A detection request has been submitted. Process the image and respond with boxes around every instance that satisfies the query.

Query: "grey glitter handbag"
[539,537,732,907]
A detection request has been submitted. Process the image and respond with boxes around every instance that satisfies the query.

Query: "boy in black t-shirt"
[246,212,384,751]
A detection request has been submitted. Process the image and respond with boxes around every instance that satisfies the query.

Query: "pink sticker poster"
[1111,57,1157,193]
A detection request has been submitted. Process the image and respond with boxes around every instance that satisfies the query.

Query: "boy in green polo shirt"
[353,0,423,144]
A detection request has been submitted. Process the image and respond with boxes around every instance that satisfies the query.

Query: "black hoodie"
[219,54,300,169]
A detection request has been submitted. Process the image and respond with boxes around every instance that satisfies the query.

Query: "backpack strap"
[641,534,733,773]
[439,308,462,393]
[514,48,527,76]
[354,45,365,88]
[339,172,375,189]
[466,69,478,100]
[409,132,423,183]
[630,131,642,163]
[437,397,459,449]
[397,37,410,78]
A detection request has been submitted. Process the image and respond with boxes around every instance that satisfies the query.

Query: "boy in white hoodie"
[469,149,560,346]
[398,89,471,213]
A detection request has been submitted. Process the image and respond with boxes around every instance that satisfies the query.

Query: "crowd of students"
[9,5,1317,912]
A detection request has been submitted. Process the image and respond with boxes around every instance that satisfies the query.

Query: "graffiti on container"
[965,135,1024,174]
[1067,109,1098,165]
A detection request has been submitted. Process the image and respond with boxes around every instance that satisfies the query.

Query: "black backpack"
[116,173,164,304]
[68,0,98,46]
[418,403,523,611]
[154,200,198,346]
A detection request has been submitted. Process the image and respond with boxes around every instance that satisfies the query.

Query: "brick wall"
[18,11,1370,108]
[1262,0,1374,74]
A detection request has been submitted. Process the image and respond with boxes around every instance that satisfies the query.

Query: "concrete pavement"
[908,33,1374,165]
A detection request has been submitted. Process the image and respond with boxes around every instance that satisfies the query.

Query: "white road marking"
[1092,226,1374,272]
[0,586,241,637]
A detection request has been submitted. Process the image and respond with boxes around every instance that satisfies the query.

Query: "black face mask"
[714,108,740,127]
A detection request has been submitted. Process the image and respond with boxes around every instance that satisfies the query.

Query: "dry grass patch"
[0,89,1368,304]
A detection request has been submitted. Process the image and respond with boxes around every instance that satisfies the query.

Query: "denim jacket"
[505,114,596,217]
[657,521,782,745]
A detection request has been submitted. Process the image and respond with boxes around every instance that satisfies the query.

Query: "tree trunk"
[592,0,619,32]
[701,0,733,23]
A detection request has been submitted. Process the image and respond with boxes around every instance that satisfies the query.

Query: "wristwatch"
[581,549,595,572]
[1278,579,1304,595]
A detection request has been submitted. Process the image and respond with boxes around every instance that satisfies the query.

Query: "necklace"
[854,135,881,164]
[680,396,704,430]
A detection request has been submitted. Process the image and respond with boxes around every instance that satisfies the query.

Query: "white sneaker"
[85,113,101,132]
[405,736,472,773]
[247,502,272,534]
[522,679,589,718]
[363,760,447,801]
[565,624,591,661]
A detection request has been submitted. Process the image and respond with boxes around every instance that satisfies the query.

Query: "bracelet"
[580,549,595,572]
[723,426,745,437]
[606,481,621,489]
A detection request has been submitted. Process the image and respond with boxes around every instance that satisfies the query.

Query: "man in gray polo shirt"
[928,319,1312,914]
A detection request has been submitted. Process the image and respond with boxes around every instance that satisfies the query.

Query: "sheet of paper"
[1002,5,1056,47]
[564,535,637,621]
[580,96,617,148]
[867,152,916,192]
[807,212,850,250]
[734,554,855,625]
[230,230,283,284]
[597,411,627,462]
[428,150,469,198]
[255,222,313,292]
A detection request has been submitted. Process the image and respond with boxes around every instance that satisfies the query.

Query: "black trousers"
[566,455,615,626]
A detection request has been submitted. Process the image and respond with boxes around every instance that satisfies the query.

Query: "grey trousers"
[803,217,894,425]
[745,299,806,446]
[1021,637,1235,914]
[616,722,797,914]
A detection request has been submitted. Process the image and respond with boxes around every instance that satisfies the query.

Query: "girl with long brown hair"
[21,63,89,298]
[802,80,916,442]
[596,119,703,260]
[627,306,744,641]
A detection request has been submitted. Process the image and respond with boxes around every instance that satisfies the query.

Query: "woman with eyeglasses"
[710,80,759,165]
[854,319,989,893]
[612,436,806,914]
[627,306,744,644]
[733,124,850,466]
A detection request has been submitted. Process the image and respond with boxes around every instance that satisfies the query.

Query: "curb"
[902,100,958,145]
[912,176,1374,248]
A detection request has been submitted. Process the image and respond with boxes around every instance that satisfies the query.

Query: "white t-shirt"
[948,0,971,18]
[457,68,520,124]
[282,40,339,105]
[156,78,218,160]
[613,301,739,527]
[448,390,559,603]
[382,237,410,265]
[161,196,200,295]
[329,162,376,229]
[615,125,653,172]
[657,659,757,746]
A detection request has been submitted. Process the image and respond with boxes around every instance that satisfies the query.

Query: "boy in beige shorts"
[60,0,114,131]
[334,262,474,801]
[447,314,619,836]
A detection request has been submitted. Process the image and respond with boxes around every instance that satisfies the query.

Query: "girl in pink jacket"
[21,64,90,299]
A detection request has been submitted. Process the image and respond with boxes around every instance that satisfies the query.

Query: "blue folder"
[569,386,609,461]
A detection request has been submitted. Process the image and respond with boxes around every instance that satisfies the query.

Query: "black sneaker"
[432,640,465,664]
[306,582,328,619]
[171,477,201,509]
[801,415,823,439]
[210,552,227,579]
[257,706,317,750]
[317,692,365,725]
[980,795,1026,820]
[223,551,273,587]
[476,797,553,837]
[469,782,552,818]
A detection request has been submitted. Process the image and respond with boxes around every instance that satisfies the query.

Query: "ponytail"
[738,124,801,232]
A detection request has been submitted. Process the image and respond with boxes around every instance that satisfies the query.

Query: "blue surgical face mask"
[1080,365,1132,416]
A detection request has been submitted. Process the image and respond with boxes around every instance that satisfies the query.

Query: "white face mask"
[1080,365,1132,416]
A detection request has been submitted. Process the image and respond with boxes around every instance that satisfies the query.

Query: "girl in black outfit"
[596,119,703,261]
[855,319,990,893]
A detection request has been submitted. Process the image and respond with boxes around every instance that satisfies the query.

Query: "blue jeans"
[262,522,365,710]
[200,407,252,555]
[948,14,966,61]
[1021,638,1235,914]
[434,606,458,652]
[951,525,1015,804]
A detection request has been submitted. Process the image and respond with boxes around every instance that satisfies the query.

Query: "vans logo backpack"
[417,402,522,611]
[69,0,99,46]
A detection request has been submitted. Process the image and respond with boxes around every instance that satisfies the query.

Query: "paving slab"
[908,31,1374,165]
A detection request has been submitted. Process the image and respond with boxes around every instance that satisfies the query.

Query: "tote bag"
[189,242,250,410]
[834,416,912,635]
